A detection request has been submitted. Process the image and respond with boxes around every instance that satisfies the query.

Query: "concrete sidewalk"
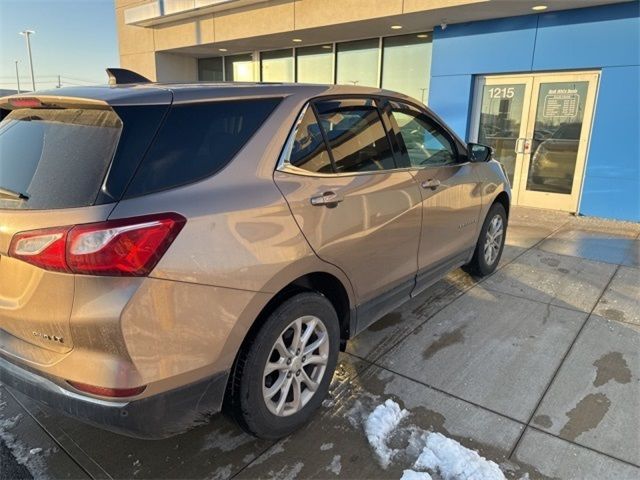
[1,207,638,479]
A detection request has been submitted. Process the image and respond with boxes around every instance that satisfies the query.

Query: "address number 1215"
[488,87,515,99]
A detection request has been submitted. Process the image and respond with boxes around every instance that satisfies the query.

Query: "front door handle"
[310,191,343,207]
[421,179,441,189]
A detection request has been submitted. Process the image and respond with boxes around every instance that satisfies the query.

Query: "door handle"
[421,179,441,189]
[310,191,343,207]
[515,138,532,154]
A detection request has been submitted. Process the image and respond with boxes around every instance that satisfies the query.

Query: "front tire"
[227,292,340,439]
[465,202,507,277]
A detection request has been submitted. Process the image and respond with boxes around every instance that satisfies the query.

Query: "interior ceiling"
[166,0,629,57]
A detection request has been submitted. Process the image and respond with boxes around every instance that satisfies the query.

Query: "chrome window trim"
[276,96,470,178]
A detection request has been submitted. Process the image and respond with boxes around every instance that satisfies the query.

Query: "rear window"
[124,98,282,198]
[0,108,122,210]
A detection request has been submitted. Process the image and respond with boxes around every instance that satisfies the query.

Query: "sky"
[0,0,119,91]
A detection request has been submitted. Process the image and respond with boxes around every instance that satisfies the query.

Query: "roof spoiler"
[106,68,151,85]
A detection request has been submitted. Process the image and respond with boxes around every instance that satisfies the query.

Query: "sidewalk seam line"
[364,215,571,367]
[507,261,623,461]
[5,387,103,480]
[351,352,640,469]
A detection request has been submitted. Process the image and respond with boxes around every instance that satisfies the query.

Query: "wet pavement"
[1,206,639,480]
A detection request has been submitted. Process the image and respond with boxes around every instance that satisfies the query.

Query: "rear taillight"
[9,213,186,276]
[9,227,70,272]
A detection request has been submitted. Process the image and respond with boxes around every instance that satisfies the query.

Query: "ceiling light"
[390,25,403,30]
[292,38,303,43]
[322,45,332,49]
[532,5,548,11]
[417,33,428,38]
[218,48,228,52]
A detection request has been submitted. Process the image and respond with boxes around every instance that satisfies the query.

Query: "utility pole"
[15,60,21,93]
[57,75,61,88]
[19,30,36,91]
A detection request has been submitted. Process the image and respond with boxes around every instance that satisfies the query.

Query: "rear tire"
[226,292,340,439]
[464,202,507,277]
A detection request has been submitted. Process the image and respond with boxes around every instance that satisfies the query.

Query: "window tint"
[288,107,333,173]
[125,98,281,197]
[315,99,395,173]
[0,108,122,210]
[390,104,456,167]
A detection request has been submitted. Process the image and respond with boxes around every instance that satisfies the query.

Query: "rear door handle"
[421,179,441,189]
[310,191,343,207]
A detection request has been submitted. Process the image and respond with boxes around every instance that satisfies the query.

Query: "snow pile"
[401,469,433,480]
[363,399,506,480]
[364,399,409,468]
[414,432,505,480]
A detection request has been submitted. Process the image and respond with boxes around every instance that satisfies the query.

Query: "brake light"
[67,380,146,398]
[9,213,186,276]
[9,97,42,108]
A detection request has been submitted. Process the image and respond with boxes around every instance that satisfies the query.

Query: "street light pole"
[19,30,36,92]
[15,60,21,94]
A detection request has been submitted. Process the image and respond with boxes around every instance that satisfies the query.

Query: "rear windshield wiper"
[0,186,29,200]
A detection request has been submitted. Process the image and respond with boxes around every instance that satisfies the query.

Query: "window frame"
[384,97,469,169]
[276,94,411,177]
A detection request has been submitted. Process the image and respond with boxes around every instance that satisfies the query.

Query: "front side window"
[315,99,395,173]
[288,107,333,173]
[390,103,457,167]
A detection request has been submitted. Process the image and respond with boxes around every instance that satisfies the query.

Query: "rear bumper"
[0,355,228,438]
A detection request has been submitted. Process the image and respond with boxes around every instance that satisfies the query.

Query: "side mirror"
[468,143,493,162]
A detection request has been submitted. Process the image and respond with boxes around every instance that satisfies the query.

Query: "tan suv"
[0,69,510,439]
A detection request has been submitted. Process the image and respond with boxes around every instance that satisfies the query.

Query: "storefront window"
[296,45,333,84]
[198,57,224,81]
[224,54,255,81]
[261,49,293,82]
[336,38,379,88]
[382,33,432,103]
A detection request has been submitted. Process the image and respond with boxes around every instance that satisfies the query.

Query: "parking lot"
[1,206,638,480]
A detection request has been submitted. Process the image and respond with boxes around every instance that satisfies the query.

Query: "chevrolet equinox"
[0,69,510,439]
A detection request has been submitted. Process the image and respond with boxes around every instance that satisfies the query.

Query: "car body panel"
[274,168,422,305]
[0,204,115,356]
[0,81,510,437]
[411,163,484,278]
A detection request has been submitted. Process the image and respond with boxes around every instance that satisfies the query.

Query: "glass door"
[473,76,533,204]
[518,72,599,211]
[472,71,599,212]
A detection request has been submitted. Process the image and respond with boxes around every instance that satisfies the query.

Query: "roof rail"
[106,68,151,85]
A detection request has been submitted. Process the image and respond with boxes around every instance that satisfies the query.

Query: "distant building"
[114,0,639,222]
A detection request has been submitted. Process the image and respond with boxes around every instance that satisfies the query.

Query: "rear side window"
[124,98,282,198]
[288,107,333,173]
[315,99,395,173]
[0,108,122,210]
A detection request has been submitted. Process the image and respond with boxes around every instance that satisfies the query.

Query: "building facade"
[115,0,640,221]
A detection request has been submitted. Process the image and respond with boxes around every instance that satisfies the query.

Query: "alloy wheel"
[484,214,504,266]
[262,315,329,416]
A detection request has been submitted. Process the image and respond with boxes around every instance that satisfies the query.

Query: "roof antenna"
[106,68,151,85]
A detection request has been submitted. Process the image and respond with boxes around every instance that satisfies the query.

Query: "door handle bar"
[310,191,343,207]
[421,179,441,189]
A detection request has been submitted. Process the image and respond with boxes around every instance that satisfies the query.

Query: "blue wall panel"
[431,15,538,76]
[580,65,640,220]
[533,3,640,70]
[429,2,640,221]
[428,75,473,138]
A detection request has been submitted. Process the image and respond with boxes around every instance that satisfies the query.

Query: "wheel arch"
[245,272,354,350]
[493,191,511,218]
